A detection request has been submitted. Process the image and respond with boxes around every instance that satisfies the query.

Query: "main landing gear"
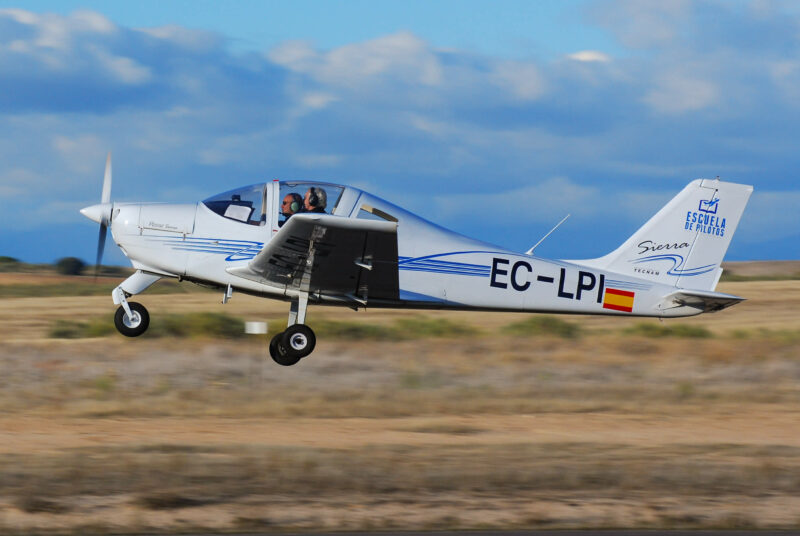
[269,293,316,366]
[108,271,316,367]
[269,324,316,366]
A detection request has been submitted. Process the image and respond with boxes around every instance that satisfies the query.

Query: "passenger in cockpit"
[303,187,327,213]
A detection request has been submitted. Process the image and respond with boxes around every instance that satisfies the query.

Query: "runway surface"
[161,531,798,536]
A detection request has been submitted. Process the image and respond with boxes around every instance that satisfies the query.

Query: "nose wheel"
[114,301,150,337]
[269,324,316,366]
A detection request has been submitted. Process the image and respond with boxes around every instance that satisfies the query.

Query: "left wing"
[227,213,399,303]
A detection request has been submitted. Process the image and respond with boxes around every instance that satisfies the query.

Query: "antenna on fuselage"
[526,214,570,256]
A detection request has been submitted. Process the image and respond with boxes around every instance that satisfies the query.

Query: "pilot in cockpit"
[302,186,327,213]
[279,193,303,227]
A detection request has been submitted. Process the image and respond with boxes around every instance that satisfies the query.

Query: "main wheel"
[114,302,149,337]
[269,331,301,366]
[281,324,316,359]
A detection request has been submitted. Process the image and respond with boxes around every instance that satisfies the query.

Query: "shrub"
[0,256,21,272]
[312,320,401,341]
[84,318,116,337]
[310,316,476,341]
[623,322,712,338]
[49,313,244,339]
[55,257,86,276]
[158,312,245,339]
[48,319,87,339]
[136,493,208,510]
[48,318,115,338]
[394,316,473,338]
[502,315,581,339]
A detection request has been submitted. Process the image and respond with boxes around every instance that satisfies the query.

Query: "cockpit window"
[203,184,266,225]
[278,182,344,226]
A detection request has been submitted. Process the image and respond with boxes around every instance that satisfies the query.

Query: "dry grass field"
[0,270,798,533]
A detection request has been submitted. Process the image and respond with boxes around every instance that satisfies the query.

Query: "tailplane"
[577,178,753,291]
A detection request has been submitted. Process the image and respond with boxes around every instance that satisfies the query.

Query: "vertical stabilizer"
[576,179,752,291]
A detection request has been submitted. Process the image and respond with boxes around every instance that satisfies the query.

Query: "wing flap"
[228,214,399,301]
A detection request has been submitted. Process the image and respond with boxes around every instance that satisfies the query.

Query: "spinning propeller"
[79,153,113,278]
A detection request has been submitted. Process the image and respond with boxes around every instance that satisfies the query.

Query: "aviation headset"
[288,193,302,213]
[307,187,319,208]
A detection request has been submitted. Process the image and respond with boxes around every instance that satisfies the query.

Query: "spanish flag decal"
[603,288,635,313]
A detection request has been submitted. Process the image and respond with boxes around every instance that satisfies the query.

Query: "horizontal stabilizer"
[659,289,745,313]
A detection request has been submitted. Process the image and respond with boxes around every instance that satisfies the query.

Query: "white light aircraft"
[81,155,753,366]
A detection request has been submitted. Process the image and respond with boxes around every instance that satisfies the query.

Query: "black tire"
[281,324,316,359]
[114,302,149,337]
[269,331,301,366]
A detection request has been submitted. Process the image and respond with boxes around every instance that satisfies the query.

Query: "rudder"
[577,178,753,291]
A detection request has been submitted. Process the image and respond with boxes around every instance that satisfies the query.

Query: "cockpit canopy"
[203,183,266,225]
[202,182,345,226]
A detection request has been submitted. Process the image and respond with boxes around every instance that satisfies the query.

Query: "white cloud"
[137,24,220,51]
[301,92,337,110]
[0,168,44,197]
[0,8,38,25]
[27,200,87,225]
[1,9,115,51]
[567,50,611,63]
[434,177,599,225]
[591,1,691,49]
[69,10,115,35]
[768,60,800,107]
[737,191,800,242]
[406,113,450,137]
[269,32,443,89]
[490,61,546,100]
[52,134,106,174]
[1,7,800,261]
[618,190,677,223]
[266,40,316,68]
[90,47,152,84]
[643,72,718,114]
[294,154,343,168]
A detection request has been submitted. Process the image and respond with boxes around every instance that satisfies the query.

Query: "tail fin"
[578,178,753,291]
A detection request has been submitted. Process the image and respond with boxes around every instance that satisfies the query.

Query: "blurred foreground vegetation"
[0,278,210,298]
[47,312,800,344]
[2,322,800,531]
[1,277,799,532]
[5,441,798,530]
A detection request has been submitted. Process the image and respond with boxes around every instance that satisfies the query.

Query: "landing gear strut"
[269,293,316,366]
[111,271,160,337]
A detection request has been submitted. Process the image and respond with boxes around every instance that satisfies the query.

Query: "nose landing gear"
[110,271,160,337]
[114,301,150,337]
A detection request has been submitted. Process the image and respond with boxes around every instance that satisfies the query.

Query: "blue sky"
[0,0,798,264]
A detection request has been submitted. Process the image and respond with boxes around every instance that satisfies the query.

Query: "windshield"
[203,184,266,225]
[278,181,344,226]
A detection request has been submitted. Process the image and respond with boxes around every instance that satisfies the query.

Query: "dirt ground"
[721,259,800,278]
[0,277,798,532]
